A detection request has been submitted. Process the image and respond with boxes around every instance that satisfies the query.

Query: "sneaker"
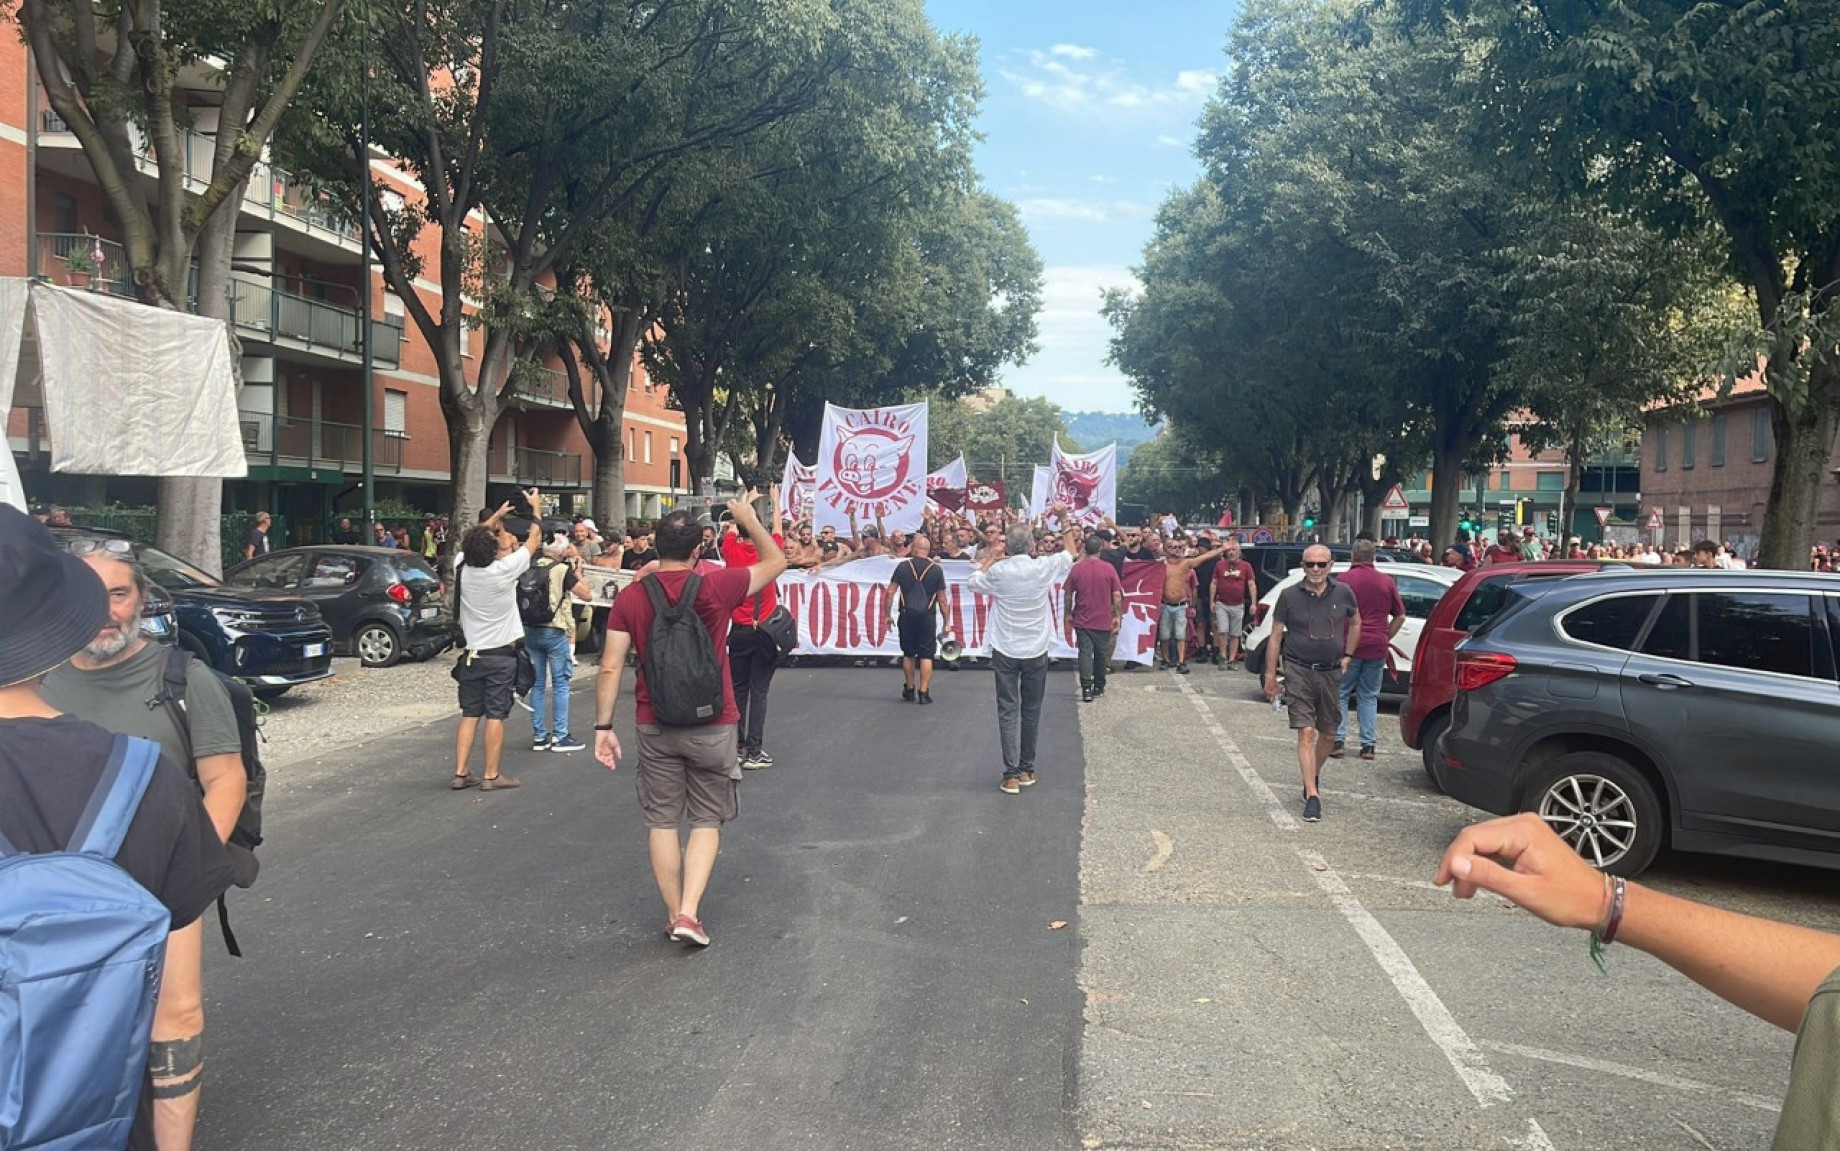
[481,774,521,791]
[1017,771,1036,787]
[1177,662,1190,675]
[669,914,710,947]
[1302,795,1322,822]
[1093,682,1106,697]
[743,749,774,770]
[550,736,587,753]
[917,691,932,705]
[531,737,553,752]
[1359,745,1376,761]
[1080,686,1093,703]
[1330,740,1346,759]
[902,686,916,702]
[1000,777,1021,795]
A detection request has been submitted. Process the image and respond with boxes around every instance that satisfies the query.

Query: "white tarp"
[0,279,29,511]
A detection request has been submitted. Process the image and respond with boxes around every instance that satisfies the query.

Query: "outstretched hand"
[595,729,623,770]
[1434,813,1604,930]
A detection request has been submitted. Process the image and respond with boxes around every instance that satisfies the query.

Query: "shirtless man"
[1158,536,1227,674]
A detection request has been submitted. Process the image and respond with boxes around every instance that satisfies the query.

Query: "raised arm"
[729,491,787,597]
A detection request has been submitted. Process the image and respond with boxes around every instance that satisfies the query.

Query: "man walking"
[594,496,786,947]
[1063,534,1123,702]
[242,511,273,561]
[1158,536,1227,673]
[451,492,544,791]
[1330,540,1405,762]
[721,497,786,769]
[889,532,949,704]
[523,535,590,753]
[1262,544,1361,822]
[969,513,1079,794]
[1208,539,1257,665]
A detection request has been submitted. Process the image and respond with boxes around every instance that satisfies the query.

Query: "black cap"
[0,505,110,687]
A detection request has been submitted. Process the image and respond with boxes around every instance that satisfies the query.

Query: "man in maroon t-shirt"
[1207,540,1258,665]
[592,494,787,948]
[1063,535,1124,702]
[1332,540,1406,761]
[1483,529,1520,566]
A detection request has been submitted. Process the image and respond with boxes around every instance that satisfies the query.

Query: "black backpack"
[639,573,724,725]
[157,646,267,956]
[516,558,558,627]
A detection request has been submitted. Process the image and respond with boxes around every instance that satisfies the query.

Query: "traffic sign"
[1251,527,1275,545]
[1594,506,1613,526]
[1379,484,1411,513]
[1646,509,1663,531]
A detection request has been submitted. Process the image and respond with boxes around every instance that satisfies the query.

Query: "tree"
[1119,433,1236,523]
[927,395,1076,485]
[22,0,351,569]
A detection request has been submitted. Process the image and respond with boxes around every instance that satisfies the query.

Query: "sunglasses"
[65,538,134,557]
[1302,561,1331,569]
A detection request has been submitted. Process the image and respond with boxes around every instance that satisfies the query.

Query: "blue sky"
[924,0,1240,415]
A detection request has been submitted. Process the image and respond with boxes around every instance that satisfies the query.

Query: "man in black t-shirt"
[242,510,273,561]
[0,505,232,1151]
[888,533,949,704]
[622,529,659,570]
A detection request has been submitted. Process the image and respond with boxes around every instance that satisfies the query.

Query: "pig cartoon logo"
[1054,460,1102,511]
[832,424,915,501]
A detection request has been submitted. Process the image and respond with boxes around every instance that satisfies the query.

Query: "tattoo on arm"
[148,1033,204,1099]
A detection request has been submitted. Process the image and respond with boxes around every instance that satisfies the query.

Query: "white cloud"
[1017,198,1153,225]
[1154,135,1187,149]
[999,266,1142,411]
[1049,43,1100,60]
[997,50,1218,121]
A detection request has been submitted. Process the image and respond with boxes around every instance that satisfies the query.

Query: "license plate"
[419,607,439,619]
[303,643,327,657]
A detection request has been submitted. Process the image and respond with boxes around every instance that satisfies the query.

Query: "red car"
[1400,560,1624,778]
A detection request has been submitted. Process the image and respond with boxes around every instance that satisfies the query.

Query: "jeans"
[727,625,778,754]
[1335,657,1386,747]
[992,651,1049,777]
[1075,627,1111,689]
[523,625,573,740]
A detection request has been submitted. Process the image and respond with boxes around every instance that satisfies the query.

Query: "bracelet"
[1588,873,1626,972]
[593,723,614,731]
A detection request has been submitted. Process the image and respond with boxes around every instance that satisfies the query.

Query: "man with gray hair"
[970,511,1080,795]
[1262,543,1361,822]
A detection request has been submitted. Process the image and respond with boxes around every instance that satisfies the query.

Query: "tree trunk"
[448,400,493,524]
[1757,362,1840,569]
[572,311,641,527]
[1428,441,1466,554]
[1323,486,1346,544]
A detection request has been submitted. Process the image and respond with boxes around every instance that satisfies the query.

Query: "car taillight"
[386,582,412,605]
[1454,650,1517,692]
[1252,603,1270,628]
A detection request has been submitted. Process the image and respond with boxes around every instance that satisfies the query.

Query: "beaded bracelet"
[1588,873,1627,973]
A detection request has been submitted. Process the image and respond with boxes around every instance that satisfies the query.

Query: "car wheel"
[252,686,291,702]
[356,622,404,668]
[1419,712,1449,785]
[1521,751,1663,876]
[1244,643,1265,678]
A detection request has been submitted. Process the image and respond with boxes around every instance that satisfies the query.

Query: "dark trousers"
[992,650,1049,778]
[727,625,777,754]
[1075,627,1112,690]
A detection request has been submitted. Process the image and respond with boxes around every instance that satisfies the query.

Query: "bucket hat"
[0,505,109,687]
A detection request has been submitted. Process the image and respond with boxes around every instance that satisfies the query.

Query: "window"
[1697,592,1815,678]
[669,459,682,489]
[52,192,78,234]
[227,553,306,590]
[383,389,407,436]
[1638,593,1690,662]
[1454,580,1512,632]
[1681,421,1696,469]
[644,431,653,464]
[1499,471,1513,491]
[1536,472,1565,491]
[1711,413,1727,467]
[1752,407,1770,462]
[1396,576,1446,620]
[669,436,679,455]
[1561,594,1660,652]
[304,554,367,588]
[1654,425,1668,472]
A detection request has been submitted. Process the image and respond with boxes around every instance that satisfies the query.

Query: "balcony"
[37,233,132,295]
[227,277,402,369]
[508,367,575,410]
[238,410,405,475]
[489,444,583,488]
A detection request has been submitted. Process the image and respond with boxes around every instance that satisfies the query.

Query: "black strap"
[158,646,198,777]
[217,894,241,958]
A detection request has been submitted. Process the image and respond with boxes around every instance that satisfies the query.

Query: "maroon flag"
[965,480,1007,511]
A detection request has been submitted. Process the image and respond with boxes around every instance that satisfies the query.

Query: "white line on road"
[1176,678,1297,832]
[1481,1040,1782,1113]
[1508,1119,1560,1151]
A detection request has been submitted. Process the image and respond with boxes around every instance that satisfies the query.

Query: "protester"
[524,535,591,754]
[1262,543,1361,822]
[242,511,273,561]
[571,520,603,561]
[1158,536,1227,674]
[1063,535,1124,703]
[0,505,233,1150]
[721,496,786,769]
[1437,813,1840,1146]
[1483,529,1519,565]
[970,511,1080,795]
[1690,539,1721,569]
[331,515,362,545]
[889,532,950,704]
[1208,539,1257,665]
[450,492,544,792]
[593,495,787,948]
[622,530,658,570]
[1331,540,1405,761]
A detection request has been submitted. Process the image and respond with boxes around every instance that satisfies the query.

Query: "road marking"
[1143,830,1174,873]
[1508,1119,1560,1150]
[1481,1040,1782,1113]
[1172,675,1518,1110]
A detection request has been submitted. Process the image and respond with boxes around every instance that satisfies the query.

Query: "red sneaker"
[669,914,710,947]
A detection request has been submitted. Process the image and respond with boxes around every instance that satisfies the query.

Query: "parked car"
[1435,568,1840,876]
[1242,562,1460,694]
[1238,543,1425,603]
[224,546,452,668]
[1400,560,1627,778]
[46,527,178,645]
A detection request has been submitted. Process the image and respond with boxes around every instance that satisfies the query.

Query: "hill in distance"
[1064,411,1161,466]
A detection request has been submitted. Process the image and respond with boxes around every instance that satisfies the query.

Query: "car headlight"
[212,608,269,628]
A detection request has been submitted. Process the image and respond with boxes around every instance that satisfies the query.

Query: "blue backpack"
[0,735,171,1151]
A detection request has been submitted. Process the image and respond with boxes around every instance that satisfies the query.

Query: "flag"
[779,452,815,524]
[1028,465,1052,518]
[813,401,929,535]
[925,455,967,514]
[1048,439,1118,526]
[965,480,1006,512]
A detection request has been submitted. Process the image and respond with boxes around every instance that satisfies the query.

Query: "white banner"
[925,455,967,513]
[779,453,815,524]
[1028,465,1052,518]
[1049,438,1118,527]
[813,402,929,536]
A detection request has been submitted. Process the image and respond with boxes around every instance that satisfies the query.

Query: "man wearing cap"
[0,505,233,1149]
[571,519,603,561]
[451,491,545,791]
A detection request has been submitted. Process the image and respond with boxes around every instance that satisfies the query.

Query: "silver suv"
[1434,568,1840,876]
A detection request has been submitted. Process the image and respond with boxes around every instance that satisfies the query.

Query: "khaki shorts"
[1213,603,1246,638]
[635,723,740,829]
[1283,660,1343,733]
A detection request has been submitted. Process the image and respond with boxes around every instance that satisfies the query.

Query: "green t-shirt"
[1774,965,1840,1149]
[42,642,242,773]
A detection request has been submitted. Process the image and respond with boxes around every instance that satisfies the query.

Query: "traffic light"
[1459,516,1476,534]
[1302,514,1317,529]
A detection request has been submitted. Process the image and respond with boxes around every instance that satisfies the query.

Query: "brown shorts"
[1283,660,1343,733]
[635,723,740,829]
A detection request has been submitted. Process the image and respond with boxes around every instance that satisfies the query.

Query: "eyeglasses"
[65,538,134,557]
[1302,561,1330,569]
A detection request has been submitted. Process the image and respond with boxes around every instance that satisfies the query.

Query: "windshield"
[137,544,222,591]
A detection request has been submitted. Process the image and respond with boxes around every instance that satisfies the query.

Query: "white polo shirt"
[968,550,1075,659]
[457,548,531,650]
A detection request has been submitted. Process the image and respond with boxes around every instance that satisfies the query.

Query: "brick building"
[1391,431,1642,542]
[1,36,686,539]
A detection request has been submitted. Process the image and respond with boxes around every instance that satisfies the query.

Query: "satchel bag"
[753,591,799,658]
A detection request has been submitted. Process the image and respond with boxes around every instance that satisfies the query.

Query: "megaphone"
[938,637,964,665]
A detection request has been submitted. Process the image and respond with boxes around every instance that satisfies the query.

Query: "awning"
[1,278,245,511]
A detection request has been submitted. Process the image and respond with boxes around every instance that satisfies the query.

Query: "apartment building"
[1391,431,1642,542]
[0,36,687,538]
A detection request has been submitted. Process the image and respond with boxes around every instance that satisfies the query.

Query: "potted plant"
[63,245,97,290]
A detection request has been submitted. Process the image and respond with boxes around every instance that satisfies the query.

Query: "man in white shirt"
[969,515,1080,795]
[451,491,544,792]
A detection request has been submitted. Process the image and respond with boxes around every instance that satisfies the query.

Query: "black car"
[224,546,452,668]
[49,526,335,699]
[1436,568,1840,876]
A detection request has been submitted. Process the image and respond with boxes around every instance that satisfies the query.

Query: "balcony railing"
[37,233,133,295]
[489,444,583,487]
[227,278,402,368]
[239,410,405,475]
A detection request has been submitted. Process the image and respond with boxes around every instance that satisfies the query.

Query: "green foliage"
[926,395,1078,484]
[1117,434,1236,522]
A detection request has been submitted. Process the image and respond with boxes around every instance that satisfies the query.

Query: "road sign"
[1646,509,1663,531]
[1379,484,1411,513]
[1251,527,1275,545]
[1594,506,1613,526]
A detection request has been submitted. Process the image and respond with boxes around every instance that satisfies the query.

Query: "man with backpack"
[451,491,545,791]
[521,534,591,753]
[592,494,787,948]
[0,505,232,1150]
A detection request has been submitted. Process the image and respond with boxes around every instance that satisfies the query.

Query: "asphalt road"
[197,659,1840,1150]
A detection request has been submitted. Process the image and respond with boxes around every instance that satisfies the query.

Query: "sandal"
[481,774,521,791]
[451,774,481,790]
